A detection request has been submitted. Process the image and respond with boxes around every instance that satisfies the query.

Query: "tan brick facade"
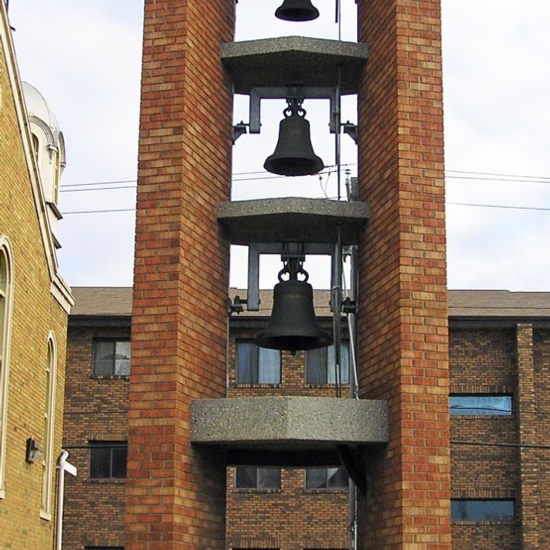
[0,5,71,547]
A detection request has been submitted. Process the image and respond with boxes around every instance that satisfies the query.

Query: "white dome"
[22,81,61,138]
[21,82,66,249]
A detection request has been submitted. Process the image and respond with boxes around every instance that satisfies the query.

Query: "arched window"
[0,237,14,498]
[41,333,57,518]
[31,133,40,158]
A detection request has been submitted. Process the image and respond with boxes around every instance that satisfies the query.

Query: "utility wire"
[62,201,550,216]
[59,168,550,190]
[59,168,550,215]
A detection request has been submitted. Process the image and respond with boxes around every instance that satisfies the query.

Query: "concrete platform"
[191,396,388,463]
[221,36,368,94]
[217,197,370,245]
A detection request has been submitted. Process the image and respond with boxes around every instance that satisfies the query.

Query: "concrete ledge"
[217,197,370,245]
[191,396,388,450]
[221,36,368,94]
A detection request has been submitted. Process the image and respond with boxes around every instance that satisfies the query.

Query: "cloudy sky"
[6,0,550,291]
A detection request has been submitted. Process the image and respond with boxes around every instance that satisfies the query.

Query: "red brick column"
[516,323,540,549]
[356,0,451,547]
[126,0,234,547]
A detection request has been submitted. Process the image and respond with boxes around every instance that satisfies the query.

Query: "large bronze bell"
[264,104,324,177]
[256,279,333,353]
[275,0,320,21]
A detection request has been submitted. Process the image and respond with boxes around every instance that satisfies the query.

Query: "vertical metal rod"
[336,0,342,40]
[332,225,342,398]
[335,67,342,201]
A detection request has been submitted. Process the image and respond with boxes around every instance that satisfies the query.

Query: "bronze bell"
[256,279,333,353]
[275,0,320,21]
[264,105,324,177]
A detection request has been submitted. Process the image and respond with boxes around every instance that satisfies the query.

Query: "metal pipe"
[55,450,69,550]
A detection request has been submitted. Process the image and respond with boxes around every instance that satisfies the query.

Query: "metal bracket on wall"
[246,242,336,311]
[249,86,338,133]
[336,444,368,496]
[232,121,248,143]
[342,121,358,143]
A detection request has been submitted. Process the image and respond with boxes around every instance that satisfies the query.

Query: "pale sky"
[7,0,550,291]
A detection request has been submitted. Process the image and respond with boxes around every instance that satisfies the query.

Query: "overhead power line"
[59,168,550,215]
[62,201,550,216]
[60,168,550,191]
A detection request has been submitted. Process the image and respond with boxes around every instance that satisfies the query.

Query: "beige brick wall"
[0,33,69,549]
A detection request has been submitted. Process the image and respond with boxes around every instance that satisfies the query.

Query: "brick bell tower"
[127,0,450,548]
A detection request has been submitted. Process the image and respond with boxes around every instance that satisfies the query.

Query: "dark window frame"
[92,339,131,377]
[89,441,128,480]
[236,340,281,385]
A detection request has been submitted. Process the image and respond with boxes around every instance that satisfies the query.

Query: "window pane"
[257,467,281,489]
[114,341,131,375]
[451,499,514,521]
[258,348,281,384]
[450,395,512,415]
[306,348,326,384]
[90,445,112,478]
[305,468,327,489]
[327,343,349,384]
[111,445,128,478]
[90,442,127,479]
[236,342,257,384]
[235,466,256,488]
[93,341,115,376]
[326,467,348,489]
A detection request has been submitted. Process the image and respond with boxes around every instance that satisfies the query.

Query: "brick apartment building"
[62,286,550,549]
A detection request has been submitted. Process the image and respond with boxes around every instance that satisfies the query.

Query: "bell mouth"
[256,333,333,353]
[274,0,320,22]
[263,156,324,177]
[275,8,320,22]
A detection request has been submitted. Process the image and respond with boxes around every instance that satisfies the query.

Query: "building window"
[0,238,13,498]
[235,466,281,489]
[305,467,348,489]
[450,394,512,415]
[306,343,349,385]
[41,334,57,519]
[93,340,131,376]
[451,499,515,521]
[89,441,128,479]
[236,341,281,384]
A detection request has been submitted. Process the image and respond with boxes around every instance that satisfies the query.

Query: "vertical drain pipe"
[56,450,77,550]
